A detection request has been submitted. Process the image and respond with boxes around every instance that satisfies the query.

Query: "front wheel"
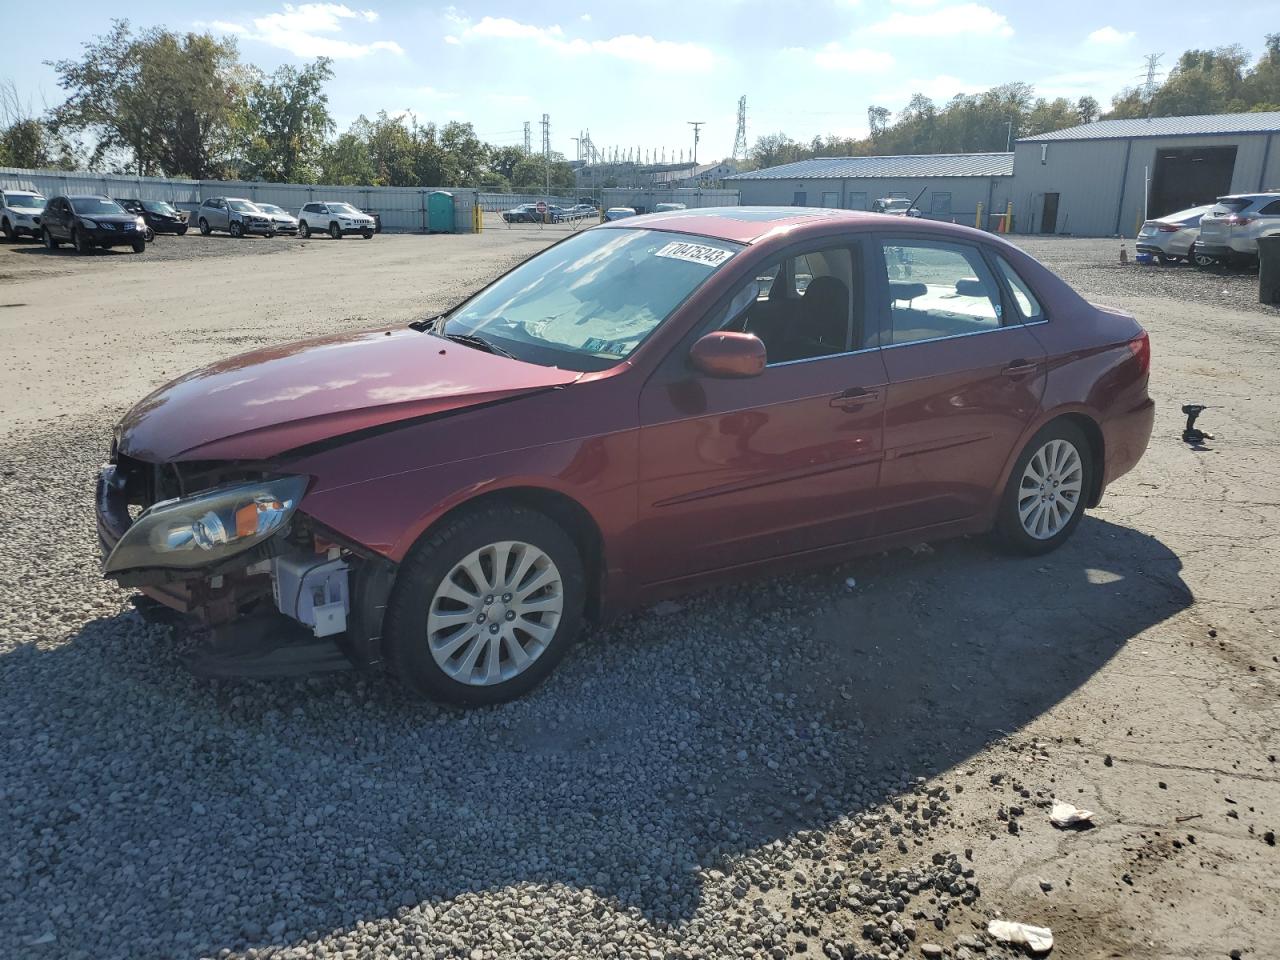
[72,229,90,255]
[42,227,59,250]
[299,220,311,239]
[1,219,11,241]
[996,420,1092,555]
[132,238,146,253]
[329,222,342,240]
[176,225,188,236]
[384,505,586,705]
[362,230,373,240]
[229,221,244,238]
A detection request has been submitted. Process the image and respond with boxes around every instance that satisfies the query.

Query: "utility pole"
[523,121,531,155]
[541,113,551,200]
[732,96,748,162]
[687,121,704,169]
[1005,119,1013,152]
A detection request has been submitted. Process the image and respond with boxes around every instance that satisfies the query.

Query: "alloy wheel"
[1017,438,1083,540]
[426,540,564,686]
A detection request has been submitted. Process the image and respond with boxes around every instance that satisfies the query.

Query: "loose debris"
[1049,801,1094,828]
[987,919,1054,953]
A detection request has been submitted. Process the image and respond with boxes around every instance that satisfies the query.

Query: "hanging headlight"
[105,475,309,574]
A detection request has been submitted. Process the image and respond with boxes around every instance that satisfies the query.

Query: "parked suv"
[195,197,275,238]
[1196,193,1280,264]
[115,198,189,239]
[297,202,375,239]
[41,195,146,254]
[1,189,46,240]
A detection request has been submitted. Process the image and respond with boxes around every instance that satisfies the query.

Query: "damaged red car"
[97,208,1153,704]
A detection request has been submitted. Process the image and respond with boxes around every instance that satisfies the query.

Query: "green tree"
[510,154,574,193]
[319,131,377,185]
[46,20,244,176]
[244,58,334,182]
[1076,96,1100,124]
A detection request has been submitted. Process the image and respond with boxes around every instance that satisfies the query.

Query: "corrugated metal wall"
[1011,132,1280,236]
[0,166,479,233]
[732,176,1004,226]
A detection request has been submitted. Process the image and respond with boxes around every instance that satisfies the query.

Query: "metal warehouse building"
[1013,112,1280,236]
[722,153,1013,224]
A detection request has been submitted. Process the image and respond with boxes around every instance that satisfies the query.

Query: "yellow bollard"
[975,202,984,230]
[1005,200,1014,234]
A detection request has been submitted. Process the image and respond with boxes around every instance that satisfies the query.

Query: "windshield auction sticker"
[654,241,734,268]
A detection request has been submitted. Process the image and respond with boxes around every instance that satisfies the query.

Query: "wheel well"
[423,488,605,621]
[1058,413,1105,507]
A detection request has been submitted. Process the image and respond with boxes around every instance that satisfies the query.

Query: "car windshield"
[1213,198,1252,213]
[444,228,741,371]
[71,197,125,215]
[6,193,44,208]
[228,200,260,213]
[328,203,360,215]
[258,204,287,215]
[142,200,177,215]
[885,200,911,210]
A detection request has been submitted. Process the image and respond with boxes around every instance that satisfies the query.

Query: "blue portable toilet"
[427,191,455,233]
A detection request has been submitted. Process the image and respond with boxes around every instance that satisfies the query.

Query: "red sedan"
[97,208,1153,704]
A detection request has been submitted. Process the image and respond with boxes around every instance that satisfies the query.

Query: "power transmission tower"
[522,121,531,155]
[540,114,550,158]
[687,121,704,168]
[1138,53,1164,106]
[732,96,748,161]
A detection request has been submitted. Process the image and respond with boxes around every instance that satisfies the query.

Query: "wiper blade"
[408,314,443,333]
[441,332,515,359]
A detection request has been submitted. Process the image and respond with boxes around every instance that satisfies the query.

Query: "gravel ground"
[1,229,1277,960]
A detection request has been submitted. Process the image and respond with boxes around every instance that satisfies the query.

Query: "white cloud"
[1087,26,1135,45]
[864,3,1013,38]
[790,42,895,73]
[454,16,716,72]
[206,3,404,59]
[443,34,461,45]
[580,12,592,21]
[890,0,943,6]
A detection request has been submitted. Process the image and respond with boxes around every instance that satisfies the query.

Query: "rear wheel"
[1191,245,1216,268]
[384,505,586,705]
[198,218,211,236]
[72,229,90,255]
[144,226,155,242]
[996,420,1092,555]
[1159,254,1181,265]
[42,227,59,250]
[329,221,342,240]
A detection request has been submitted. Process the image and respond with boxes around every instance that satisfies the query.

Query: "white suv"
[1196,193,1280,264]
[297,202,375,239]
[1,189,47,240]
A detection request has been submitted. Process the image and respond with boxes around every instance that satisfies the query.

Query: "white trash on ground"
[987,919,1054,953]
[1050,800,1095,828]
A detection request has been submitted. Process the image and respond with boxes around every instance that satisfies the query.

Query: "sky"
[6,0,1277,161]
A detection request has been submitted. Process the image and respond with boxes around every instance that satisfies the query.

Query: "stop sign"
[535,201,548,215]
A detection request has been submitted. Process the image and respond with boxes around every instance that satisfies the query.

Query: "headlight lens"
[105,475,309,574]
[135,217,146,229]
[80,218,99,229]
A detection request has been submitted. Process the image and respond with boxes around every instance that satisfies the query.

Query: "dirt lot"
[0,222,1277,960]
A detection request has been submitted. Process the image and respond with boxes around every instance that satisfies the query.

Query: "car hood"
[117,328,582,462]
[9,205,44,215]
[86,214,139,225]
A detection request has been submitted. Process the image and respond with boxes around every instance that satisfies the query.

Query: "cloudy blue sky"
[8,1,1277,160]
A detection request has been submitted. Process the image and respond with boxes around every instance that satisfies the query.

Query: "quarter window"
[995,256,1044,322]
[1259,199,1280,215]
[878,239,1003,345]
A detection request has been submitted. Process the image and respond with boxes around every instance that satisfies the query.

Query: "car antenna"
[909,185,928,216]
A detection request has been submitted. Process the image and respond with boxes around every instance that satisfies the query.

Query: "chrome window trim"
[766,344,882,368]
[881,317,1048,350]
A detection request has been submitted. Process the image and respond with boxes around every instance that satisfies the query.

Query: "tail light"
[1156,223,1180,233]
[1128,330,1150,375]
[1227,215,1255,226]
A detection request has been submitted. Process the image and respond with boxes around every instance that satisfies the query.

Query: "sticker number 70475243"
[654,241,735,268]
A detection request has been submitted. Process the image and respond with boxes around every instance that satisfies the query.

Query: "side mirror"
[689,332,766,378]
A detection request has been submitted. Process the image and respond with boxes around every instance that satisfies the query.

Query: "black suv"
[115,198,189,239]
[42,195,146,254]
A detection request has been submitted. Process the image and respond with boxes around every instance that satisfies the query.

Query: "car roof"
[66,194,112,200]
[598,205,977,244]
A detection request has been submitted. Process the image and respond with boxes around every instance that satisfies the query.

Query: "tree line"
[745,35,1280,169]
[0,19,575,192]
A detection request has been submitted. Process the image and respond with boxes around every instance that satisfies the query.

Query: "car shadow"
[0,516,1190,955]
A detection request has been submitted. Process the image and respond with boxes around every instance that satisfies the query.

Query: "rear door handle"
[1002,359,1040,378]
[830,387,881,409]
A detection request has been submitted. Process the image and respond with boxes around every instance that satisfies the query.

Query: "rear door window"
[878,239,1004,345]
[1259,199,1280,215]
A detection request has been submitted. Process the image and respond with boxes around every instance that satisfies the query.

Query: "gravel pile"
[0,425,1030,960]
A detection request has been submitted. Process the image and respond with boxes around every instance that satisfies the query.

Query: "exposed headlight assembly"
[105,475,309,574]
[80,218,99,229]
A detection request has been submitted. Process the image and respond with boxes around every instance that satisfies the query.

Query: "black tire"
[176,225,188,236]
[384,505,586,705]
[1191,245,1216,269]
[42,227,59,250]
[995,419,1093,555]
[72,229,90,255]
[362,230,373,239]
[1159,254,1180,265]
[144,226,155,242]
[198,218,211,236]
[1,218,11,241]
[132,238,146,253]
[229,220,243,238]
[299,220,311,239]
[329,221,342,240]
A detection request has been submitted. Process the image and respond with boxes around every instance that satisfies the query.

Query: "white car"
[604,207,636,221]
[1136,204,1215,266]
[297,201,375,239]
[255,202,300,235]
[1,189,47,240]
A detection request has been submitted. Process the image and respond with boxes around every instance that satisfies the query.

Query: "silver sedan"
[1136,204,1214,266]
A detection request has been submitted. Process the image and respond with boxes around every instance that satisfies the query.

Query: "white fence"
[0,166,479,233]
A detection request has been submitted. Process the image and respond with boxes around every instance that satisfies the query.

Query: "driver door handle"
[1002,359,1040,378]
[830,387,881,410]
